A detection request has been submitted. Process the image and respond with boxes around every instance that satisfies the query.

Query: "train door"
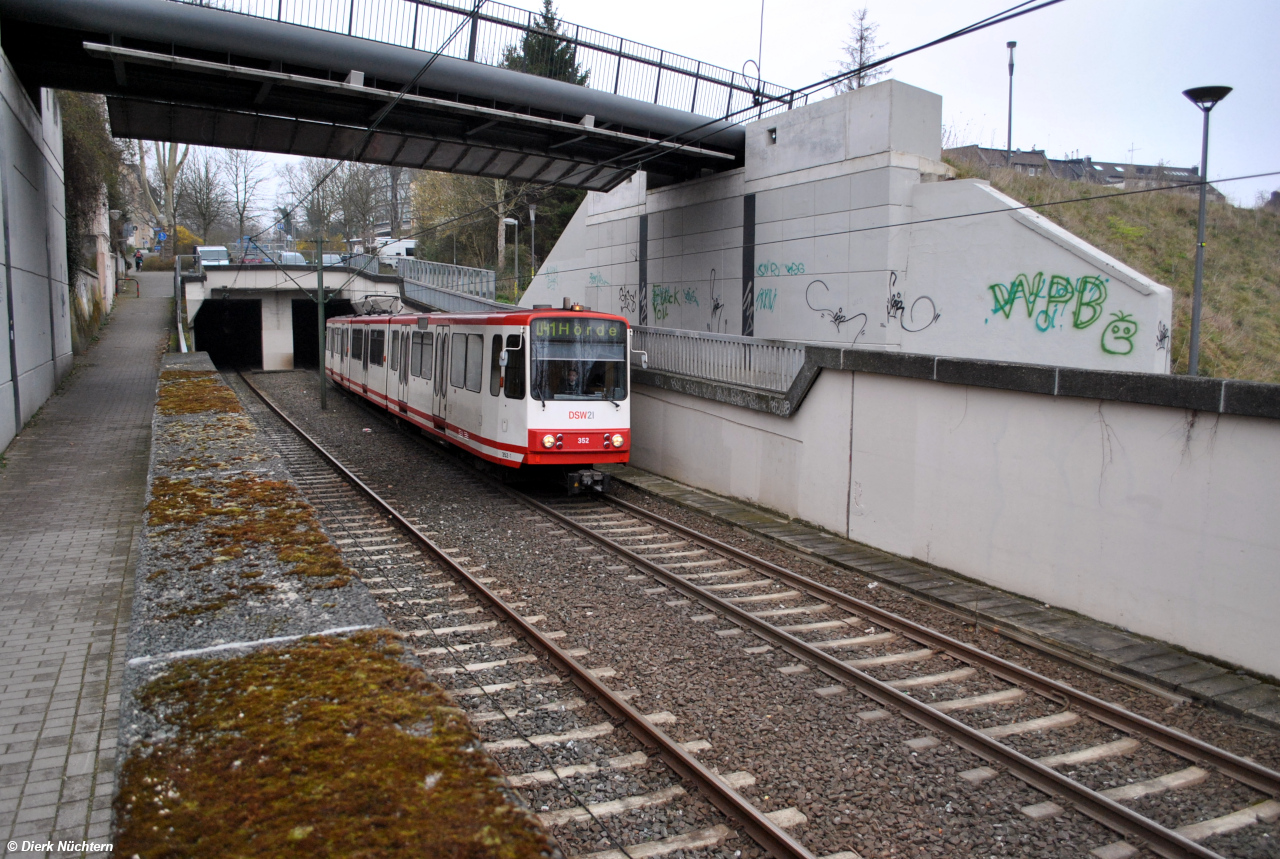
[396,325,410,408]
[432,326,449,427]
[359,325,370,390]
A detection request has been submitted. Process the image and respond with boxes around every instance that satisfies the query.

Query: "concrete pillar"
[261,292,294,370]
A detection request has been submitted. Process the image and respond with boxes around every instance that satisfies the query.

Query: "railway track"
[232,372,813,859]
[238,371,1280,859]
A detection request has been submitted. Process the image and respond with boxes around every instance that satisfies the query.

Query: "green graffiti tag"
[987,273,1109,332]
[1101,312,1139,355]
[652,284,677,321]
[681,287,699,306]
[756,287,777,312]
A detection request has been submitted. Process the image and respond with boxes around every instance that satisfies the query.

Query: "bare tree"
[220,149,269,247]
[136,141,189,255]
[177,148,229,242]
[386,166,405,239]
[335,162,383,251]
[837,7,891,92]
[279,158,340,242]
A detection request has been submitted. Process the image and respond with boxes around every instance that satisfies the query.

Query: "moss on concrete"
[115,630,550,859]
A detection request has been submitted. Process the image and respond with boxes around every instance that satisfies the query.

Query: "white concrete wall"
[261,293,294,371]
[631,376,1280,678]
[522,79,1172,374]
[0,48,71,453]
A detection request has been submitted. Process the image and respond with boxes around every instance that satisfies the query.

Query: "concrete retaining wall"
[523,79,1172,375]
[0,46,71,453]
[631,374,1280,678]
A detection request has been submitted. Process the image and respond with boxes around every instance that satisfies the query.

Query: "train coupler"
[566,469,612,495]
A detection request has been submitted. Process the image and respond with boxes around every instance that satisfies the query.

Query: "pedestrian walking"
[134,249,143,271]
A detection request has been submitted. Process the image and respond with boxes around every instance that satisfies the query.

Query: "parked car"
[321,253,346,267]
[276,251,307,266]
[195,246,230,267]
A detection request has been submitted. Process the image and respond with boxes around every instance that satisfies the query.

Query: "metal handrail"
[631,326,807,394]
[396,257,496,300]
[164,0,801,120]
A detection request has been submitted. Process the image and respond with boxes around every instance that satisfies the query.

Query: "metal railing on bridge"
[631,326,807,394]
[166,0,802,121]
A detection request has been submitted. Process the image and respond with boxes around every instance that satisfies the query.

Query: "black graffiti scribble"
[887,291,905,320]
[618,286,637,314]
[805,279,867,340]
[708,268,727,332]
[900,296,941,332]
[1156,321,1170,351]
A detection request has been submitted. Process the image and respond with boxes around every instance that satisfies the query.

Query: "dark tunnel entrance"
[291,298,355,368]
[193,299,262,368]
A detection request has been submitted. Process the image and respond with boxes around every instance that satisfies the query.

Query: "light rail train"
[325,303,637,492]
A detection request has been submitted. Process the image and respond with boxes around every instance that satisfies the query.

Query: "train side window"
[369,329,385,367]
[421,333,434,379]
[351,328,364,360]
[449,332,467,388]
[489,335,502,396]
[410,332,422,377]
[390,330,400,371]
[503,333,525,400]
[464,333,483,392]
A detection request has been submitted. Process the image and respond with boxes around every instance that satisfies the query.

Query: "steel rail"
[593,495,1280,800]
[237,374,815,859]
[520,495,1228,859]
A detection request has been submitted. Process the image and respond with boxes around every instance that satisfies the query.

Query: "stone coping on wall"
[635,346,1280,421]
[598,463,1280,728]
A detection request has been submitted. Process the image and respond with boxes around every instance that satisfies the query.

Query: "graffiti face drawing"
[1101,312,1139,355]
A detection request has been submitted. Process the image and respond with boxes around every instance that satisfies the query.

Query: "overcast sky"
[526,0,1279,207]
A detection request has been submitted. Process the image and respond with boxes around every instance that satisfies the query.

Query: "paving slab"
[0,277,171,854]
[601,463,1280,730]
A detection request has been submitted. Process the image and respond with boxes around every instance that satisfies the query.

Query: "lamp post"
[1006,41,1017,166]
[528,204,537,276]
[1182,85,1231,376]
[503,216,519,297]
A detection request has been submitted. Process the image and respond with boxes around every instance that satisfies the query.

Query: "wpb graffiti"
[987,272,1138,355]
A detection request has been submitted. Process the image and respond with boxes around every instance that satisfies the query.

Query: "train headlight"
[611,434,624,448]
[542,434,556,449]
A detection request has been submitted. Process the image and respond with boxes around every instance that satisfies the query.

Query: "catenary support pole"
[1188,109,1211,377]
[317,237,327,409]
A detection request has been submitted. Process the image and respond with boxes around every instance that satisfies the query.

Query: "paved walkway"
[602,464,1280,729]
[0,275,170,856]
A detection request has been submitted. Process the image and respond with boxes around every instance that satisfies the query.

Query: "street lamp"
[1182,84,1232,376]
[503,217,519,296]
[1006,41,1017,166]
[528,204,537,275]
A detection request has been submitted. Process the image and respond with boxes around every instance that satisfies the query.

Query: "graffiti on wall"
[707,268,728,333]
[618,286,637,314]
[1155,321,1170,352]
[885,272,941,333]
[756,261,806,277]
[1101,312,1139,355]
[805,279,867,340]
[987,273,1109,332]
[652,285,677,321]
[682,287,699,306]
[756,287,778,312]
[588,271,610,287]
[986,272,1141,355]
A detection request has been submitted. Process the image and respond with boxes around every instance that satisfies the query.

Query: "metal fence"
[396,257,496,300]
[344,253,382,274]
[631,326,807,394]
[166,0,801,121]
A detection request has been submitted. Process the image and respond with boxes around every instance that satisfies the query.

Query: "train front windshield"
[530,317,628,402]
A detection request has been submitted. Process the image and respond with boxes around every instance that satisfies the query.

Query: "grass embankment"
[946,161,1280,382]
[117,370,549,858]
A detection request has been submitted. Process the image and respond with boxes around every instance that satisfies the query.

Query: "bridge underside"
[0,0,744,190]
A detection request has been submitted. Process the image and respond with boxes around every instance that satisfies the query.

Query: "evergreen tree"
[500,0,588,85]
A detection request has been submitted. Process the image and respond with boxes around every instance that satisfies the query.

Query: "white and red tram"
[324,304,635,491]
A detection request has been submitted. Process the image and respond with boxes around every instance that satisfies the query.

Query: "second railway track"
[237,369,1280,859]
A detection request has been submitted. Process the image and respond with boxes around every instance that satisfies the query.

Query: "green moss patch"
[115,631,550,859]
[158,370,244,416]
[147,472,352,597]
